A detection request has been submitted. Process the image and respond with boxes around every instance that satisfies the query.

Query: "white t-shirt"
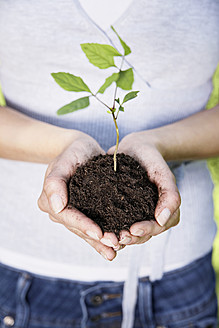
[79,0,133,30]
[0,0,218,281]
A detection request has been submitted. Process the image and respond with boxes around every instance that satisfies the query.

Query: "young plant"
[52,26,139,172]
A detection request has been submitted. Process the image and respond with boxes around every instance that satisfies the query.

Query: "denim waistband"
[0,251,217,328]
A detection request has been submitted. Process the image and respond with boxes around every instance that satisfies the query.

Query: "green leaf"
[115,98,120,104]
[111,26,131,56]
[57,96,90,115]
[97,72,119,94]
[116,68,134,90]
[122,91,139,104]
[0,84,6,107]
[52,72,91,92]
[81,43,122,69]
[119,105,124,112]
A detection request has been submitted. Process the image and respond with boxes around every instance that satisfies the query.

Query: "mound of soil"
[68,153,158,238]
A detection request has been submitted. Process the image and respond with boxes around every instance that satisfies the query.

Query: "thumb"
[39,167,69,214]
[154,172,181,227]
[107,145,116,155]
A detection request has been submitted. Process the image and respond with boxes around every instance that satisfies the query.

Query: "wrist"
[42,127,87,163]
[0,106,92,163]
[137,130,167,159]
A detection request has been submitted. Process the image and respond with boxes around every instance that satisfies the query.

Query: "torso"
[0,0,218,280]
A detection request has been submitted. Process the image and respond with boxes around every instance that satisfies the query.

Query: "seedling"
[52,26,139,171]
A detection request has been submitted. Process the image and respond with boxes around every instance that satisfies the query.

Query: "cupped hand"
[108,131,181,246]
[38,132,120,260]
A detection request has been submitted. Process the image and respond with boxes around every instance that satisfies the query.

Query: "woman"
[0,0,218,327]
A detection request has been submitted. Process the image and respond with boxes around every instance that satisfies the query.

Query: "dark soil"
[68,153,158,238]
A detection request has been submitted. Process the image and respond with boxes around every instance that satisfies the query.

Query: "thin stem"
[115,109,120,120]
[113,84,118,110]
[93,55,125,172]
[112,112,119,172]
[111,56,125,171]
[113,55,125,109]
[92,94,118,171]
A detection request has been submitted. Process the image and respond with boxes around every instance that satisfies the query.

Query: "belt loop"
[138,278,155,327]
[16,272,32,328]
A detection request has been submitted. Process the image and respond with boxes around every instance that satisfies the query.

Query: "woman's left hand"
[107,131,181,246]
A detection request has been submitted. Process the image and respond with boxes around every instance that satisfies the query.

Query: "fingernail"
[100,252,109,260]
[132,229,145,236]
[157,208,171,226]
[114,245,124,251]
[86,231,100,241]
[101,237,116,248]
[50,194,64,213]
[119,237,132,245]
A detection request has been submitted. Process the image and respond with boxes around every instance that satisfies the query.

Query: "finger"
[130,208,180,239]
[43,146,84,214]
[122,233,152,245]
[42,138,105,215]
[42,155,78,214]
[119,228,152,245]
[40,138,101,215]
[86,238,117,261]
[155,180,181,227]
[144,159,181,227]
[163,208,180,230]
[100,232,119,248]
[48,214,60,224]
[131,209,180,238]
[60,207,104,240]
[38,190,50,213]
[135,235,152,244]
[130,220,165,237]
[114,244,126,251]
[119,230,140,245]
[138,209,180,236]
[43,204,104,241]
[107,145,116,155]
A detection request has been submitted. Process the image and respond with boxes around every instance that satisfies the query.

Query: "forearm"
[146,105,219,161]
[0,106,81,163]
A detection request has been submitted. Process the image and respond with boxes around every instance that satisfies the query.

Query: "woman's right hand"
[38,132,119,261]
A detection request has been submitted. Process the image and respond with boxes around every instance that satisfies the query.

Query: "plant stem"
[92,94,118,171]
[110,55,126,171]
[113,84,118,110]
[112,112,119,172]
[113,56,125,109]
[93,53,125,172]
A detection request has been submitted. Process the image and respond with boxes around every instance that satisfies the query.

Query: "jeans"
[0,252,217,328]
